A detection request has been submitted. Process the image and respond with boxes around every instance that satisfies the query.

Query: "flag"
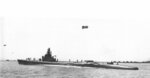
[82,25,88,29]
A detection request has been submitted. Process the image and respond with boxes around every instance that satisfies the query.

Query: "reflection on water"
[0,61,150,78]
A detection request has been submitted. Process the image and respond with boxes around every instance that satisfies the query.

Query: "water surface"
[0,61,150,78]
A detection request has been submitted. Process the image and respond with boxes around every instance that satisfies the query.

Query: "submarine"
[17,48,139,70]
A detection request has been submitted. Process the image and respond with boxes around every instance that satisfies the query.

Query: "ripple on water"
[0,61,150,78]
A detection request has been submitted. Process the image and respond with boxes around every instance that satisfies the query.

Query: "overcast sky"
[0,0,150,61]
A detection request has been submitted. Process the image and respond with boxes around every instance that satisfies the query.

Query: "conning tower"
[42,48,56,62]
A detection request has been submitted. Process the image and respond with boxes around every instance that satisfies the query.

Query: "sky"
[0,0,150,61]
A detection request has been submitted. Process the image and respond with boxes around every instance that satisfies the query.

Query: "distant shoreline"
[1,59,150,63]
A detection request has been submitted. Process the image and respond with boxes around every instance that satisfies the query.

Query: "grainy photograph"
[0,0,150,78]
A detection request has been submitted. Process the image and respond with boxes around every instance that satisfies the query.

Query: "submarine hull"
[17,59,138,70]
[75,64,139,70]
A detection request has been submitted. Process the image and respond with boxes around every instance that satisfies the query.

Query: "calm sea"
[0,61,150,78]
